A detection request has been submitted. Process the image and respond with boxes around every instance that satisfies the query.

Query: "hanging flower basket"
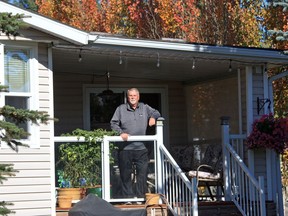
[246,113,288,154]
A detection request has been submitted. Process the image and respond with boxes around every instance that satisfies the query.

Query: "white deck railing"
[54,118,267,216]
[221,118,266,216]
[102,118,198,215]
[55,118,198,215]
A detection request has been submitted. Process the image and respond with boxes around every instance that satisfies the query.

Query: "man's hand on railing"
[120,133,129,141]
[148,117,156,126]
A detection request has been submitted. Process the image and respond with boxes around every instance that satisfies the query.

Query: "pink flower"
[246,113,288,154]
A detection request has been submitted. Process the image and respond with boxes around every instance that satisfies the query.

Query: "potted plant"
[56,128,118,202]
[246,113,288,154]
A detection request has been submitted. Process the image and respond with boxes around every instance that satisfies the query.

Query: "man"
[110,88,161,199]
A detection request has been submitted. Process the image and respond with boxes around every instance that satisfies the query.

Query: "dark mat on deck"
[69,194,146,216]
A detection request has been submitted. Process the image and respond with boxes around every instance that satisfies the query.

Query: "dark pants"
[118,149,149,198]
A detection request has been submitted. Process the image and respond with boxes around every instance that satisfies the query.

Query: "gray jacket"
[110,102,161,150]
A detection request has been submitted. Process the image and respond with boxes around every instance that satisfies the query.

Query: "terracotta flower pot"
[58,196,72,208]
[145,193,160,205]
[57,188,83,201]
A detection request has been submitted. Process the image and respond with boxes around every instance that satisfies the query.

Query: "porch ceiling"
[52,39,288,84]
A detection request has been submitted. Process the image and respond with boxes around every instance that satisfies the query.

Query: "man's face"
[127,90,139,107]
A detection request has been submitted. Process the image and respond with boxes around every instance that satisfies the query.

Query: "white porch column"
[221,116,231,201]
[155,117,165,194]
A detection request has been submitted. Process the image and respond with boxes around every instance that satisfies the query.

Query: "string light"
[157,52,160,68]
[192,57,196,70]
[119,50,123,65]
[229,59,232,72]
[78,49,82,62]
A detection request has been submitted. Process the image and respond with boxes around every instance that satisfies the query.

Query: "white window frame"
[0,42,40,148]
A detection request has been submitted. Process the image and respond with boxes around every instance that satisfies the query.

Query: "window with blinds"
[4,48,30,93]
[2,45,39,147]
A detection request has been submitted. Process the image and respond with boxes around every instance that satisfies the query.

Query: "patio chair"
[186,144,224,201]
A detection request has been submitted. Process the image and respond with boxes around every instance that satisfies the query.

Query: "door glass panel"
[90,93,124,130]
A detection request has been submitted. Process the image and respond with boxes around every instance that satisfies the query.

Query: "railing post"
[192,177,198,216]
[221,116,231,201]
[102,136,110,201]
[259,176,266,216]
[156,117,165,195]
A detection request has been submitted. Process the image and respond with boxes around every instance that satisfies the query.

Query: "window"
[0,43,39,148]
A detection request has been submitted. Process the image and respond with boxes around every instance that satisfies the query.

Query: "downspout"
[263,68,273,202]
[268,71,288,216]
[246,66,254,174]
[48,46,56,216]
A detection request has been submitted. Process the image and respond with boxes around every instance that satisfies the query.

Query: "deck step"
[57,201,276,216]
[199,201,241,216]
[198,201,277,216]
[115,203,168,216]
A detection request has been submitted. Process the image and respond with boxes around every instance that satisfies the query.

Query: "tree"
[266,1,288,48]
[0,12,26,36]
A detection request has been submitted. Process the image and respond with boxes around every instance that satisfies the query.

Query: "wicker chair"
[186,144,224,201]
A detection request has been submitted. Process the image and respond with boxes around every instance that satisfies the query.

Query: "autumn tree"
[100,0,136,36]
[173,0,200,42]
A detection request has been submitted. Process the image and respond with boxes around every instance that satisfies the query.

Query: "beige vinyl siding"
[0,41,54,215]
[168,84,187,146]
[252,71,265,118]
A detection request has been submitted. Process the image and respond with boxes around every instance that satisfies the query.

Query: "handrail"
[158,145,198,216]
[224,134,266,216]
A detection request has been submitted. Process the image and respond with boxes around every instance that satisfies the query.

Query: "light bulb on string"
[228,59,232,72]
[192,57,196,70]
[78,49,82,62]
[264,63,267,73]
[119,50,123,65]
[156,52,160,68]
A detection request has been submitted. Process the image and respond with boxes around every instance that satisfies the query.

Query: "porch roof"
[52,35,288,83]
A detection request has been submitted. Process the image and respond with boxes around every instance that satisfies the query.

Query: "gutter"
[92,35,288,63]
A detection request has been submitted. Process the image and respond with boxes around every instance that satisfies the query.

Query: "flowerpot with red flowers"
[246,113,288,154]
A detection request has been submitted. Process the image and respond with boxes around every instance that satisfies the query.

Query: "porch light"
[97,72,114,101]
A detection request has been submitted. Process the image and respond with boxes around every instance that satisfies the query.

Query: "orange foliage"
[36,0,102,31]
[226,0,265,47]
[173,0,200,42]
[35,0,281,49]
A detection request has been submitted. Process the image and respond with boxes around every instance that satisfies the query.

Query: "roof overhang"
[0,1,97,45]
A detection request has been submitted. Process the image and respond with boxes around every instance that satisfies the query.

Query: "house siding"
[252,71,267,172]
[0,41,54,215]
